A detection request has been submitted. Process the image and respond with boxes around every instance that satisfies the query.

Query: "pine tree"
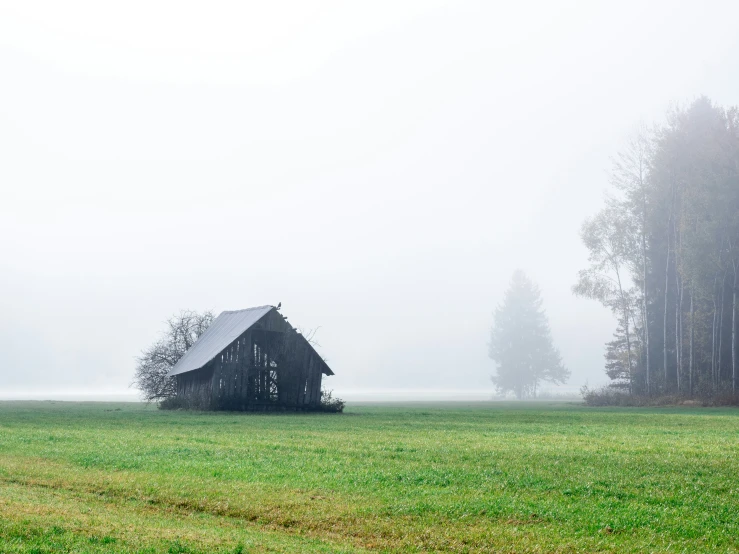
[489,271,570,399]
[604,323,633,391]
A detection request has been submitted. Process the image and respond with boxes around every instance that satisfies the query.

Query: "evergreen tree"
[604,323,633,391]
[489,271,570,398]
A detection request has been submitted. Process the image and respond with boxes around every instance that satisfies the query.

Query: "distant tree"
[133,309,214,401]
[489,271,570,399]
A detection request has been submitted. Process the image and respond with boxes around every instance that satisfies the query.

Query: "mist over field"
[3,0,739,400]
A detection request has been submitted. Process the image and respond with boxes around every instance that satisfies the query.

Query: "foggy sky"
[2,0,739,399]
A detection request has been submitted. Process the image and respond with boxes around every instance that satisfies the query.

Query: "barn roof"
[166,306,333,377]
[167,306,273,377]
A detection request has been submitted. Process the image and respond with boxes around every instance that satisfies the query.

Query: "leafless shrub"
[702,393,739,407]
[580,384,739,407]
[316,388,345,413]
[132,310,214,402]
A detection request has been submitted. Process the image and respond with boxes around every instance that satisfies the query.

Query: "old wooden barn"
[166,306,333,410]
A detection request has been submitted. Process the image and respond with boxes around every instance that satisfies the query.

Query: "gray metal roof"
[167,306,273,377]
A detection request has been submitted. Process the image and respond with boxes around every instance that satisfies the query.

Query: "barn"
[166,305,334,410]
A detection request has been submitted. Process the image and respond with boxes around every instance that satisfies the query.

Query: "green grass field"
[0,401,737,553]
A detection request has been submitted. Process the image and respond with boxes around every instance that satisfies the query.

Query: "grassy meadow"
[0,401,737,553]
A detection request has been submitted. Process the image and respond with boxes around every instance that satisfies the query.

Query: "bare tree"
[611,126,653,393]
[132,309,214,401]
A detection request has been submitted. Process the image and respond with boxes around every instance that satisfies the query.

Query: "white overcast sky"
[2,0,739,399]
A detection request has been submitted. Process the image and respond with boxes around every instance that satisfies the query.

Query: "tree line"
[576,97,739,398]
